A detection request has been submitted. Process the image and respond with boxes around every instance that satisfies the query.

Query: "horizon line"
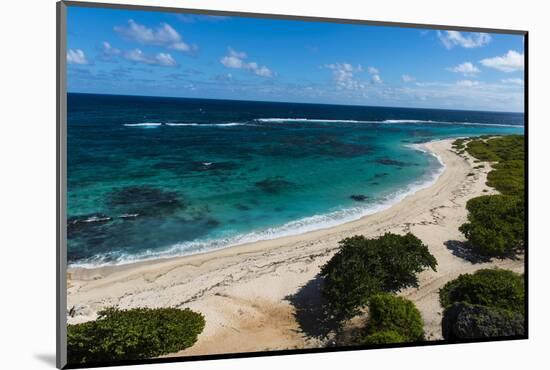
[67,91,525,115]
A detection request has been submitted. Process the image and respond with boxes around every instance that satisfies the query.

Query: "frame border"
[56,1,529,369]
[57,2,68,368]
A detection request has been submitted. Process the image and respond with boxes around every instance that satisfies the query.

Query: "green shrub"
[68,307,205,365]
[362,294,424,343]
[361,330,406,345]
[320,233,437,319]
[439,269,524,314]
[442,302,524,340]
[459,195,524,256]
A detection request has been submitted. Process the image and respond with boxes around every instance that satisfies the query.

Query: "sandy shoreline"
[67,138,524,355]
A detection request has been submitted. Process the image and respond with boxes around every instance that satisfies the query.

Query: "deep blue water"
[67,93,524,266]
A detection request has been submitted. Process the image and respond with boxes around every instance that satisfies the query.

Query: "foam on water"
[255,118,367,123]
[254,117,523,128]
[69,142,445,268]
[69,94,524,268]
[123,122,248,127]
[123,122,162,127]
[381,119,523,127]
[122,119,523,129]
[165,122,249,127]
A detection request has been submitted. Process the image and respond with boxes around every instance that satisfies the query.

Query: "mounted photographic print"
[57,1,528,368]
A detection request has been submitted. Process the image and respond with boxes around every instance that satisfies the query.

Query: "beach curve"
[67,138,524,355]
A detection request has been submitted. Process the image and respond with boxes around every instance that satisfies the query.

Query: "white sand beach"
[67,138,524,356]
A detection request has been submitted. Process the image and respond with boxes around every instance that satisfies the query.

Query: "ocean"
[67,93,524,267]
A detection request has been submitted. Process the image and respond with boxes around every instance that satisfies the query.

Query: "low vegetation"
[439,269,525,340]
[455,135,525,257]
[442,302,525,340]
[361,294,425,344]
[459,195,524,256]
[361,330,406,345]
[320,232,437,320]
[67,307,205,364]
[465,135,524,166]
[439,269,525,314]
[487,160,524,196]
[463,135,524,197]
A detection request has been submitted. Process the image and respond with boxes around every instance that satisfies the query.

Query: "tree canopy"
[320,233,437,319]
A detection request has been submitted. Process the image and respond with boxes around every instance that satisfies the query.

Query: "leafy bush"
[442,302,524,340]
[439,269,524,314]
[361,330,406,345]
[68,307,205,365]
[320,233,437,319]
[362,294,424,344]
[459,195,524,256]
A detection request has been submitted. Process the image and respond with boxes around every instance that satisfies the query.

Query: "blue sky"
[66,6,525,112]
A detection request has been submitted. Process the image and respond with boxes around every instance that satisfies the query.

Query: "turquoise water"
[67,93,524,267]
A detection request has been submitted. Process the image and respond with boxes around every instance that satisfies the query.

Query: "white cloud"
[371,74,383,84]
[101,42,121,58]
[325,63,366,90]
[67,49,88,65]
[447,62,480,76]
[367,66,382,84]
[220,48,274,77]
[367,66,379,74]
[480,50,524,72]
[402,74,415,83]
[325,63,382,89]
[456,80,480,87]
[155,53,177,66]
[438,31,491,49]
[124,49,151,64]
[100,41,177,67]
[114,20,197,53]
[123,48,178,67]
[501,78,524,85]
